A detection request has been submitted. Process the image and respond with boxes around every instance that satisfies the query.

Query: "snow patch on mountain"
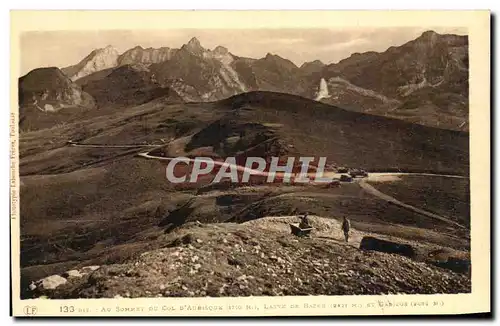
[315,78,330,101]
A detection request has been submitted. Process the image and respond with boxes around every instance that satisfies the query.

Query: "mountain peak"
[213,45,229,56]
[101,45,118,53]
[264,52,287,61]
[21,67,69,86]
[61,45,119,81]
[299,60,325,74]
[421,30,439,38]
[300,59,324,67]
[19,67,96,112]
[264,53,285,61]
[418,30,442,42]
[413,30,442,47]
[182,37,205,55]
[188,37,202,47]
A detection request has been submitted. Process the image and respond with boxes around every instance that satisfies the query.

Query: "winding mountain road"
[67,140,162,149]
[67,140,468,229]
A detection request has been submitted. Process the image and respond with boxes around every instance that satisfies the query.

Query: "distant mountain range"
[19,30,468,131]
[310,31,469,131]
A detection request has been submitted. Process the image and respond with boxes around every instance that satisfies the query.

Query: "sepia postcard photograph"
[9,10,491,317]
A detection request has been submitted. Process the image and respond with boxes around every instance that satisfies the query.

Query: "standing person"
[341,216,351,243]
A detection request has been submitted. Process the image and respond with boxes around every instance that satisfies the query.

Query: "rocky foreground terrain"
[25,216,470,299]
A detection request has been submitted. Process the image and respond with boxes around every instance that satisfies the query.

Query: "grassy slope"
[367,176,470,227]
[19,97,235,287]
[217,92,469,175]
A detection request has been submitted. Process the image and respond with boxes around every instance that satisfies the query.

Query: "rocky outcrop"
[431,257,471,274]
[28,266,100,297]
[360,236,416,258]
[117,46,177,66]
[37,275,67,290]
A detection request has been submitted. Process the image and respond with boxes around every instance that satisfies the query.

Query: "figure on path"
[341,216,351,243]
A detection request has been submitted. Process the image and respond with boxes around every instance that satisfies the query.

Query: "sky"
[19,27,467,76]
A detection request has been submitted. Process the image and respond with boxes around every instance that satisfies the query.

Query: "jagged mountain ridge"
[54,31,469,130]
[117,46,177,66]
[322,31,468,98]
[309,31,469,130]
[149,40,250,101]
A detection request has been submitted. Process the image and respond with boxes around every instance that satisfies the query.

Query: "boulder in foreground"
[359,236,416,258]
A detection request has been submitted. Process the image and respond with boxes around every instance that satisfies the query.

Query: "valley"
[17,29,471,299]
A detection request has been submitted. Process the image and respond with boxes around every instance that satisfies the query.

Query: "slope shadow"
[159,199,196,233]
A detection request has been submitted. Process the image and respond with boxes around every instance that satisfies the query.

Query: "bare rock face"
[63,270,84,278]
[117,46,177,66]
[39,275,67,290]
[431,258,471,274]
[181,37,205,56]
[150,38,250,101]
[162,78,202,102]
[62,45,119,81]
[205,46,248,94]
